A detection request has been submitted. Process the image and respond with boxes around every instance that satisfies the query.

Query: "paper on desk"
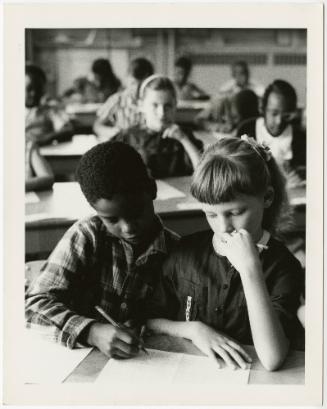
[156,180,186,200]
[23,330,92,384]
[25,192,40,204]
[96,349,250,385]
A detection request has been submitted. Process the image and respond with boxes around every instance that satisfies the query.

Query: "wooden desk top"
[25,176,306,229]
[40,132,217,159]
[65,334,304,385]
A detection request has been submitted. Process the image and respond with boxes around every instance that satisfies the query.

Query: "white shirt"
[255,117,293,167]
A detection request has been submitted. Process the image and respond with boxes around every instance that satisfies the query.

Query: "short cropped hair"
[25,64,47,86]
[233,89,259,120]
[232,60,249,76]
[129,58,154,81]
[191,136,291,234]
[139,75,177,101]
[262,79,297,112]
[76,141,153,205]
[175,56,193,76]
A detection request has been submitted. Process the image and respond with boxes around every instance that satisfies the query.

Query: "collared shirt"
[96,88,144,130]
[113,124,203,179]
[151,230,304,348]
[25,215,179,349]
[255,117,293,168]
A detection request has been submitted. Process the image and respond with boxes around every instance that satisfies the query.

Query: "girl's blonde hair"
[139,74,177,101]
[191,136,293,235]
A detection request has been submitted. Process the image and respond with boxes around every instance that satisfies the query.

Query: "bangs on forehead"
[191,156,262,204]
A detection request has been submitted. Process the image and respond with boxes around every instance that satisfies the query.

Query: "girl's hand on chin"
[220,229,262,276]
[162,124,187,142]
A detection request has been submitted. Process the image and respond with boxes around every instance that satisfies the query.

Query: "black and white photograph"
[3,2,324,406]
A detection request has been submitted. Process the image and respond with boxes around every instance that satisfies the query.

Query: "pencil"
[95,306,148,354]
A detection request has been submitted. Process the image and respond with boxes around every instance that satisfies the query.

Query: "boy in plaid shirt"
[25,142,179,359]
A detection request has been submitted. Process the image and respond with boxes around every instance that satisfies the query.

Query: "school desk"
[64,334,304,385]
[175,100,211,125]
[40,132,220,180]
[25,176,306,257]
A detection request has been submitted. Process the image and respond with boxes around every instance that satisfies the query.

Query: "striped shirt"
[96,88,144,130]
[25,215,179,348]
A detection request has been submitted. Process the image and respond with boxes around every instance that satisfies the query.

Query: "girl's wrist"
[238,262,263,279]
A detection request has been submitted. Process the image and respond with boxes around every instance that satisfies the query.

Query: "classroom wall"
[26,28,307,106]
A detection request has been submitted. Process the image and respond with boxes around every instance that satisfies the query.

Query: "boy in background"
[25,142,179,359]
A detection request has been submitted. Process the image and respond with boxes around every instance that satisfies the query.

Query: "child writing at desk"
[113,75,202,178]
[148,136,304,371]
[25,141,179,359]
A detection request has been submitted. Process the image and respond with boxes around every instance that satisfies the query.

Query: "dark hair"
[139,75,177,101]
[25,64,47,86]
[175,56,193,76]
[191,136,291,234]
[129,58,154,81]
[76,141,153,205]
[232,60,249,76]
[233,89,259,121]
[91,58,121,88]
[262,79,297,112]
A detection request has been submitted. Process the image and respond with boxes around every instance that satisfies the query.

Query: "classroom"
[24,27,307,387]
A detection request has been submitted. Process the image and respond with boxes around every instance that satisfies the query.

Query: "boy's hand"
[162,124,187,142]
[220,229,261,276]
[87,322,140,359]
[190,322,252,370]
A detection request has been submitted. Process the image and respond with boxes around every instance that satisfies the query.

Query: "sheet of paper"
[23,330,92,384]
[156,180,186,200]
[96,349,250,385]
[25,192,40,204]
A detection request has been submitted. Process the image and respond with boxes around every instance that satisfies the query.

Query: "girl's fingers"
[205,347,221,369]
[212,345,237,370]
[221,344,249,369]
[226,340,252,363]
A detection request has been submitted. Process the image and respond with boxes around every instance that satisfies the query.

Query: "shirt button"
[222,284,228,290]
[121,302,127,310]
[215,305,223,312]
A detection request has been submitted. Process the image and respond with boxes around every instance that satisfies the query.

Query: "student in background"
[237,80,306,184]
[25,142,179,358]
[90,58,121,103]
[219,60,264,99]
[113,75,202,179]
[62,76,99,105]
[196,89,259,134]
[94,57,154,140]
[25,140,54,192]
[174,56,209,101]
[25,64,74,145]
[147,136,304,371]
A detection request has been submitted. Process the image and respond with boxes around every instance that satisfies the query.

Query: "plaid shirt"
[25,215,179,349]
[96,88,143,130]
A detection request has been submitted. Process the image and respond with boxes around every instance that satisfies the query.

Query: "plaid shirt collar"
[103,215,169,260]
